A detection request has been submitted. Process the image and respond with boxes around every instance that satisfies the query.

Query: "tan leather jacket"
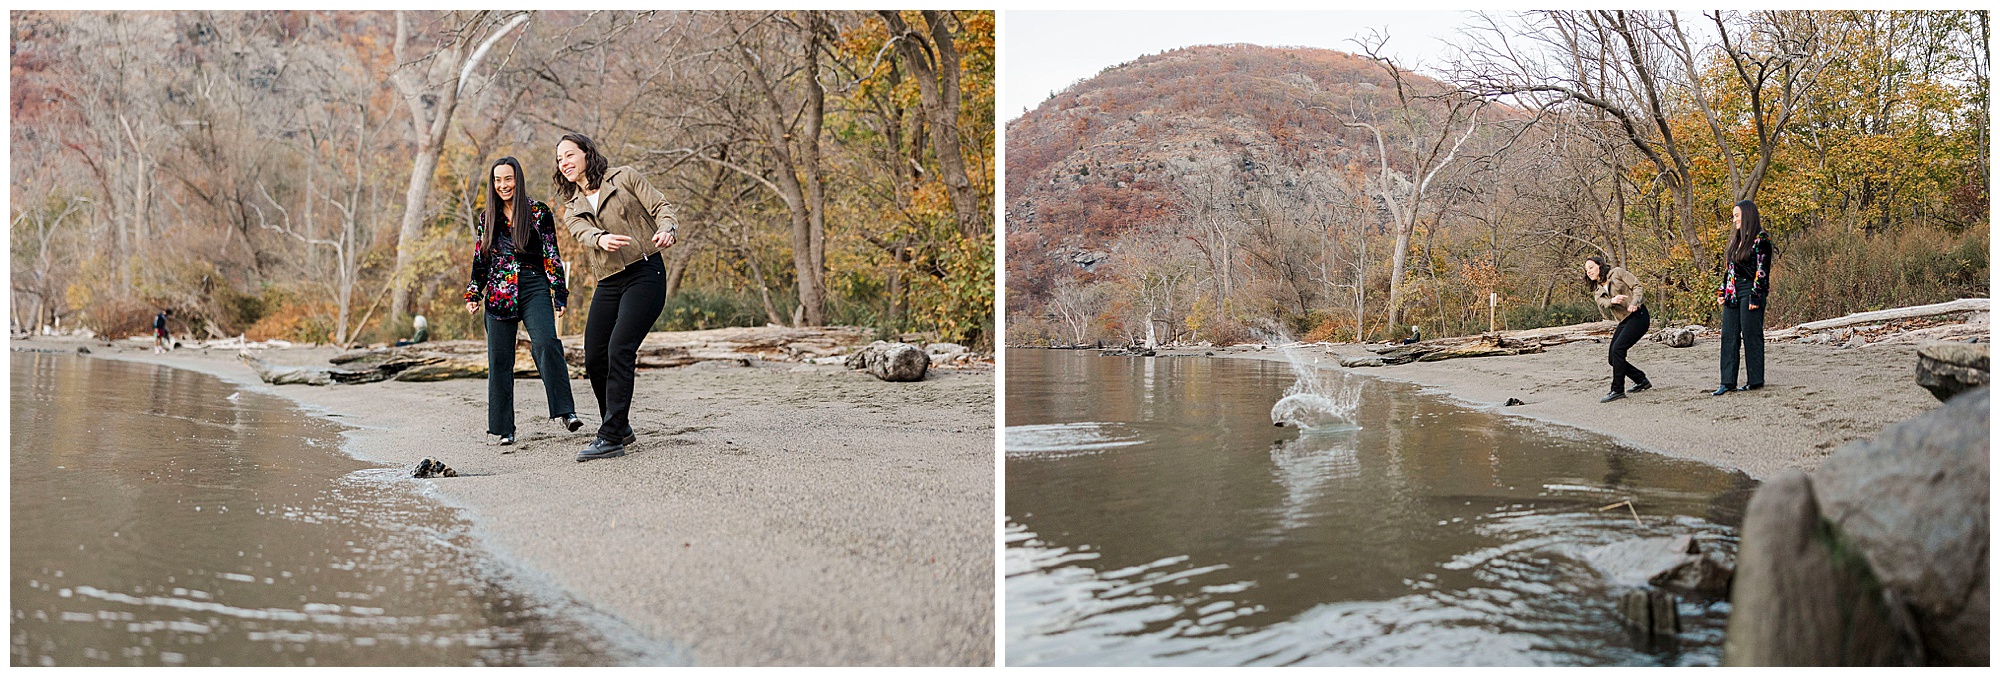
[561,165,679,274]
[1593,266,1645,322]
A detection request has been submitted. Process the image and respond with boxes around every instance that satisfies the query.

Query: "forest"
[1005,10,1988,347]
[12,10,995,347]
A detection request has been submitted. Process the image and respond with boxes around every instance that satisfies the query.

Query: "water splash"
[1268,341,1362,433]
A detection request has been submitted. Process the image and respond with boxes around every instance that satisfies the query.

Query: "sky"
[1004,10,1484,121]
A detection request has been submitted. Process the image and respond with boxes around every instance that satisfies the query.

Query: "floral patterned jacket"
[463,200,569,322]
[1717,231,1774,309]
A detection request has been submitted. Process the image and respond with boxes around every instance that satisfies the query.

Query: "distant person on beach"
[1714,199,1775,395]
[395,314,430,347]
[1585,256,1652,402]
[1402,325,1422,345]
[152,309,172,353]
[553,133,679,462]
[465,156,583,446]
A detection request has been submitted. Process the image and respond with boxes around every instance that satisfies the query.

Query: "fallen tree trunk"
[628,325,878,365]
[1367,333,1545,365]
[1361,320,1609,361]
[1792,298,1989,332]
[330,325,878,373]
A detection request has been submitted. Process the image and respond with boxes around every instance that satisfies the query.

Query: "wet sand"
[1162,337,1960,480]
[19,336,994,666]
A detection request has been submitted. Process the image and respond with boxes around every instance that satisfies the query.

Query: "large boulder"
[1725,387,1988,666]
[844,341,929,382]
[1915,342,1988,402]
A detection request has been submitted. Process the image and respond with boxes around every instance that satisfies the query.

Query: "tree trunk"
[801,15,829,325]
[1386,215,1412,337]
[386,11,522,323]
[880,10,983,241]
[735,22,826,326]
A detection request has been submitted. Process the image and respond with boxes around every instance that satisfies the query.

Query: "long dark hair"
[1727,199,1762,267]
[485,157,532,254]
[550,132,608,204]
[1582,255,1611,290]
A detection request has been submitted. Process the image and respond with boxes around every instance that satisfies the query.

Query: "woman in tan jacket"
[1585,256,1652,402]
[551,132,679,462]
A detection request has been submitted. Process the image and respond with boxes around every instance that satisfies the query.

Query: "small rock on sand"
[844,341,929,382]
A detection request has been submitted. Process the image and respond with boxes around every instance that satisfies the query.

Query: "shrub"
[1506,301,1602,330]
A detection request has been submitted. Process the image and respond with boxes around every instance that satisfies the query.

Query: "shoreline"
[21,336,996,666]
[1020,337,1957,480]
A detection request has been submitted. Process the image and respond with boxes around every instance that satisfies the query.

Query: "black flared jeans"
[1608,305,1651,394]
[584,254,667,442]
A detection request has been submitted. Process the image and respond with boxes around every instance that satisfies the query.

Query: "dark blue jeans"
[1720,301,1766,388]
[485,270,576,437]
[584,254,667,442]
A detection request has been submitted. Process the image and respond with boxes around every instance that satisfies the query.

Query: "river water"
[1005,349,1758,666]
[10,353,665,666]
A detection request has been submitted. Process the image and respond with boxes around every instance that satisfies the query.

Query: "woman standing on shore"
[465,157,583,446]
[552,133,679,462]
[1585,256,1652,403]
[1714,199,1775,395]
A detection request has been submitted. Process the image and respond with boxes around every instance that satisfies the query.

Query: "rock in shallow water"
[1617,587,1682,642]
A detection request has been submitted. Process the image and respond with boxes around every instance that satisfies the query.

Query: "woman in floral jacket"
[464,156,582,445]
[1714,199,1776,396]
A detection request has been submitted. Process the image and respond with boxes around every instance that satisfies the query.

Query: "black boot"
[1711,385,1733,396]
[1600,391,1627,403]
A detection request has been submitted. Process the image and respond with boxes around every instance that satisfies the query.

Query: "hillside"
[1004,43,1454,321]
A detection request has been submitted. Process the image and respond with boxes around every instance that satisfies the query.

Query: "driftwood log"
[1792,298,1989,332]
[630,325,876,366]
[1355,320,1610,365]
[1365,333,1547,365]
[298,325,882,383]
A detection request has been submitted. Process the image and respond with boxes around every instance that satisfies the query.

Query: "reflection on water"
[10,354,665,666]
[1005,349,1758,666]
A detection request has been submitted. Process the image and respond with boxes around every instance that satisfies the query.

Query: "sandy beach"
[1173,336,1964,480]
[20,336,994,666]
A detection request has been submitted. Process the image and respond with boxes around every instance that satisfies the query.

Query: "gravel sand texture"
[1176,336,1961,480]
[27,337,995,666]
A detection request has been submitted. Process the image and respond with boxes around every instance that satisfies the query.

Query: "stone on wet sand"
[412,458,459,478]
[844,341,930,381]
[1915,342,1988,402]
